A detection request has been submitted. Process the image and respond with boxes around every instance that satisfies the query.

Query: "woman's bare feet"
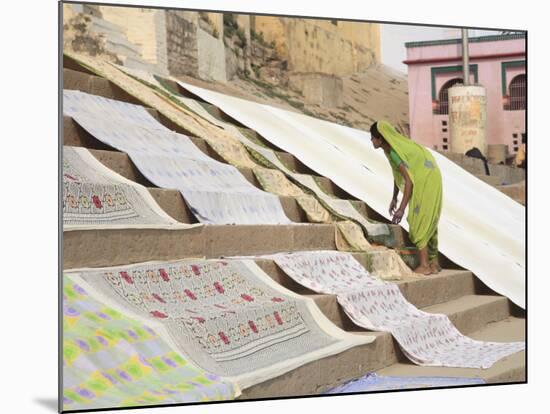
[414,265,432,275]
[429,262,442,274]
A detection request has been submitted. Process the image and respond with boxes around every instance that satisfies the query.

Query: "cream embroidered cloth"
[65,259,374,390]
[271,251,524,369]
[63,90,291,225]
[63,146,193,231]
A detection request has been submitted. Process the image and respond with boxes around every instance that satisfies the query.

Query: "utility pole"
[462,28,470,85]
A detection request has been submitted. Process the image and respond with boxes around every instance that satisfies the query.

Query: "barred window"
[435,78,462,115]
[508,74,526,110]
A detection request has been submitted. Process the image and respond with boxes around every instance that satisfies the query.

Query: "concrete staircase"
[62,61,526,399]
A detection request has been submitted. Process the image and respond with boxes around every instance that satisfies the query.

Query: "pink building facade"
[404,33,526,154]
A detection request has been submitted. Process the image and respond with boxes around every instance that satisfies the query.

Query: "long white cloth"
[63,90,291,225]
[177,83,525,309]
[270,251,524,369]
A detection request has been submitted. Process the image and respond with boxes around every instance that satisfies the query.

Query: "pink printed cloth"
[270,251,525,369]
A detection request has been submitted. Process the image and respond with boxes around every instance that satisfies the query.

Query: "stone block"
[292,72,344,108]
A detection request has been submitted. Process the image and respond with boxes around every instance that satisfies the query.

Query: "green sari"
[378,121,443,258]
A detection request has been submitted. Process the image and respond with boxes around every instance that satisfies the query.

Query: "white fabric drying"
[177,83,525,309]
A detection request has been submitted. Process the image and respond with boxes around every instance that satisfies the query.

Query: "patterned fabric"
[62,275,238,411]
[271,251,525,369]
[66,259,373,390]
[253,167,335,223]
[334,223,411,280]
[296,195,335,224]
[253,167,305,197]
[364,249,414,281]
[291,174,390,238]
[63,146,188,230]
[65,52,258,169]
[325,372,485,394]
[63,90,291,225]
[335,221,373,252]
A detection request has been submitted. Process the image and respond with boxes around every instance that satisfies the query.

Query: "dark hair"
[370,122,382,140]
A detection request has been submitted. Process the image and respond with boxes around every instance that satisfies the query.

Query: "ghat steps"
[61,60,525,399]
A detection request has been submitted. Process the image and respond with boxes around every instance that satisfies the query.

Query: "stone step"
[306,293,512,333]
[475,174,503,187]
[64,106,397,213]
[240,309,524,399]
[239,331,392,399]
[255,258,476,309]
[375,316,525,384]
[497,182,525,206]
[63,69,145,107]
[63,225,337,269]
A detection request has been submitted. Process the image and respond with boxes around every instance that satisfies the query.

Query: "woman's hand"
[392,207,405,224]
[389,198,398,216]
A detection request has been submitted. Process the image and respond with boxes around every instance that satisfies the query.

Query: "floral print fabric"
[272,251,525,369]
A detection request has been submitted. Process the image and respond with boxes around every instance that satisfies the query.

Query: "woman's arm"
[392,164,413,224]
[389,182,399,215]
[393,181,399,201]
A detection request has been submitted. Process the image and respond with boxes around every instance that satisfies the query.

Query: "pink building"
[404,33,526,154]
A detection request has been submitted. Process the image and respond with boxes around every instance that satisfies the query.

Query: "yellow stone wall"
[252,16,380,76]
[205,12,224,35]
[98,6,167,68]
[253,16,288,58]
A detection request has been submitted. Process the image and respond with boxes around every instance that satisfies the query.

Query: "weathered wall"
[98,6,167,70]
[301,73,344,108]
[253,16,288,58]
[165,11,199,77]
[252,17,380,76]
[197,28,227,82]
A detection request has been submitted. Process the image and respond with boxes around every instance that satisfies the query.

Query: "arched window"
[436,78,463,115]
[508,74,526,110]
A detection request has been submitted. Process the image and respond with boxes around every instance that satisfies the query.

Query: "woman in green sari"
[370,121,443,275]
